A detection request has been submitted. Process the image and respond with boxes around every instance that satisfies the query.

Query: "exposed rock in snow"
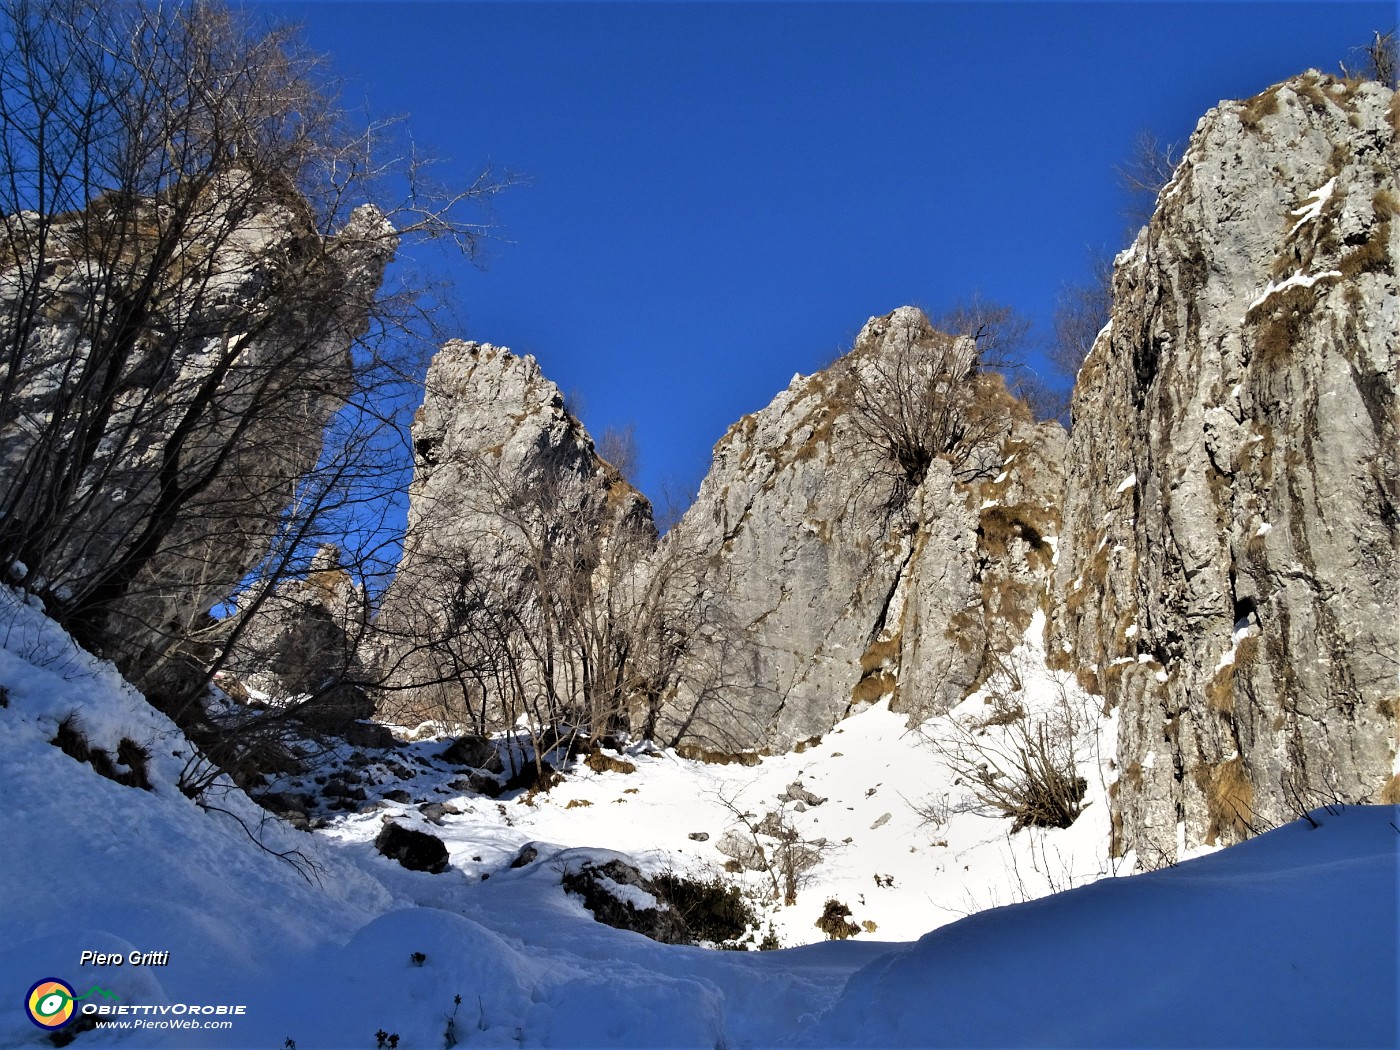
[559,855,692,945]
[1048,71,1399,864]
[375,821,449,874]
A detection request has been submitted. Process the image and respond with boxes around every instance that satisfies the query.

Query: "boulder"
[374,822,449,874]
[439,735,503,772]
[344,721,397,751]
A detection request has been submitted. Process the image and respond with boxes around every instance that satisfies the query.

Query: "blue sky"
[262,1,1390,508]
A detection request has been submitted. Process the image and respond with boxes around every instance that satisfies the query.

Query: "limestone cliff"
[364,71,1396,871]
[1048,72,1399,864]
[657,308,1065,750]
[225,545,374,732]
[0,174,393,697]
[370,341,654,730]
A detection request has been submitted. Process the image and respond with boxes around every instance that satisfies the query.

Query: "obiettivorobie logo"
[24,977,248,1033]
[25,978,119,1030]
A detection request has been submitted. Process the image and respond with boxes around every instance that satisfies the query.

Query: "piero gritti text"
[80,950,170,967]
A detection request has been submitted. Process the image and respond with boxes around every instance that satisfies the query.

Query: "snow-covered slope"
[316,617,1122,951]
[0,587,394,1047]
[2,587,1395,1048]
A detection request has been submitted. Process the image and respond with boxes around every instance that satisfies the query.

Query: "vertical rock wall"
[1049,73,1399,864]
[371,341,652,729]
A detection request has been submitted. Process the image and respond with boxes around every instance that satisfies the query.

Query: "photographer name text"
[79,950,171,967]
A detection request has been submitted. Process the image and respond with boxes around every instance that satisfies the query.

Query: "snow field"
[2,586,1395,1048]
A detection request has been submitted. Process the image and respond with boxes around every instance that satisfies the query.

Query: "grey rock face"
[225,545,374,733]
[0,179,393,693]
[1048,72,1399,864]
[370,340,653,729]
[656,307,1064,750]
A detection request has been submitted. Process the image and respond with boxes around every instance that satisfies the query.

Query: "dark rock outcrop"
[560,858,693,945]
[439,734,503,772]
[374,822,449,874]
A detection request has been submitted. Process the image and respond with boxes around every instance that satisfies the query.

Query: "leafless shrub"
[715,791,834,906]
[844,309,1020,504]
[370,439,714,758]
[1117,129,1184,228]
[1049,249,1115,388]
[1340,28,1398,87]
[911,791,950,834]
[924,686,1090,833]
[929,293,1032,370]
[596,423,640,484]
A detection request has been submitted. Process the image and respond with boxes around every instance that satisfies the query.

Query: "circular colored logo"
[26,978,76,1030]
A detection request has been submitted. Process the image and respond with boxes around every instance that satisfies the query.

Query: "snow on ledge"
[597,875,667,912]
[1247,269,1341,313]
[1287,176,1336,237]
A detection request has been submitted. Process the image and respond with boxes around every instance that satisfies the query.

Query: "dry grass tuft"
[860,636,901,675]
[815,899,861,940]
[1247,282,1321,364]
[1198,757,1255,845]
[584,751,636,775]
[1339,219,1391,279]
[1239,86,1280,129]
[675,744,762,767]
[1379,775,1400,805]
[1374,188,1400,222]
[851,670,896,705]
[1207,664,1236,713]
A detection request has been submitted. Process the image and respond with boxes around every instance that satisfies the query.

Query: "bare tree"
[1049,249,1115,389]
[931,294,1076,425]
[843,309,1025,506]
[596,423,639,484]
[715,790,834,906]
[1117,129,1183,229]
[0,0,503,711]
[930,292,1032,373]
[1340,28,1398,87]
[655,472,702,535]
[369,436,715,767]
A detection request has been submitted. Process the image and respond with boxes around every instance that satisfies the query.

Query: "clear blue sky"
[261,1,1390,508]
